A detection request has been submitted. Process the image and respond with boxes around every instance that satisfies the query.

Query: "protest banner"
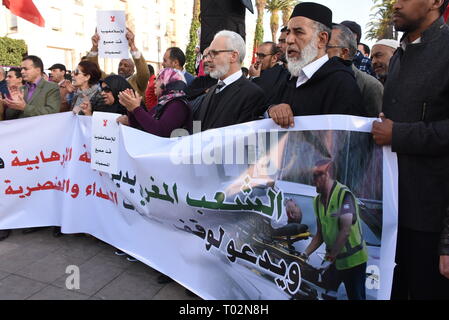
[0,113,397,300]
[97,10,128,59]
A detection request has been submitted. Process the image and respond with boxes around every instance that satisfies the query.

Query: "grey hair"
[311,21,332,43]
[214,30,246,64]
[332,24,358,59]
[0,66,5,77]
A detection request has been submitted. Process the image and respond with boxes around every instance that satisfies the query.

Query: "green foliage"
[0,37,27,66]
[266,0,298,42]
[366,0,397,41]
[185,1,201,75]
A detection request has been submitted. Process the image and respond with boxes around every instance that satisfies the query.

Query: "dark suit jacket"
[5,79,60,120]
[383,17,449,233]
[195,75,265,131]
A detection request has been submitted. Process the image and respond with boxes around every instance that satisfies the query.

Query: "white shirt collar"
[296,54,329,88]
[401,37,421,51]
[219,70,243,88]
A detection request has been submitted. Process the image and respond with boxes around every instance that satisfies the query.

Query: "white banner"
[0,112,397,300]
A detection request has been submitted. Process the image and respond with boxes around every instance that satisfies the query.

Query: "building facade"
[0,0,194,73]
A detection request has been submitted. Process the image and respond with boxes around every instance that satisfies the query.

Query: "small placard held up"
[91,112,120,173]
[97,10,129,59]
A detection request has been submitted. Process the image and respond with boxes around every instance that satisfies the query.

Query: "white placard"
[91,112,120,173]
[97,10,129,59]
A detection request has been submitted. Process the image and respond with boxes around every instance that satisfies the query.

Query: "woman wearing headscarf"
[117,68,192,137]
[79,75,131,116]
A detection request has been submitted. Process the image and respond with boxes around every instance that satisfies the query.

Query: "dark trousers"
[323,262,367,300]
[392,227,449,300]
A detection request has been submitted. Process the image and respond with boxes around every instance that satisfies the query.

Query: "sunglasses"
[203,49,235,59]
[255,52,274,59]
[101,86,112,93]
[73,69,85,76]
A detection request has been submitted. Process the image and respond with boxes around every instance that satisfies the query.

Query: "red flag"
[2,0,45,27]
[444,5,449,23]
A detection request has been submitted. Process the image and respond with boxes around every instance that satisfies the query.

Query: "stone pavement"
[0,228,201,300]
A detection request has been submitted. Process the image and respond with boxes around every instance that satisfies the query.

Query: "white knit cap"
[373,39,399,49]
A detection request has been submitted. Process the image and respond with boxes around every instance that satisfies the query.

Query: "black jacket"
[382,17,449,236]
[185,75,216,100]
[274,56,365,116]
[252,64,290,116]
[194,75,266,131]
[441,207,449,255]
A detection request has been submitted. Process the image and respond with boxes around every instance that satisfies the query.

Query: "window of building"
[74,14,84,36]
[142,32,149,51]
[49,7,63,32]
[8,13,18,32]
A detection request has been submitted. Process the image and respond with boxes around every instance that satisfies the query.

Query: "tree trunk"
[281,7,293,27]
[253,1,266,64]
[270,9,280,42]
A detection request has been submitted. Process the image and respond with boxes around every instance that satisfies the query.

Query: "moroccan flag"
[2,0,45,27]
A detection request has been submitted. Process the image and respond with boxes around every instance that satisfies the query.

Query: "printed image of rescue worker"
[302,159,368,300]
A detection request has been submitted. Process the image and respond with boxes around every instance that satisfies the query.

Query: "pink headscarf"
[156,68,187,106]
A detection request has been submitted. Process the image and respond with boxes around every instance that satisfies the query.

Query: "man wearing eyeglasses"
[267,2,364,129]
[249,42,280,78]
[250,42,289,114]
[327,24,383,117]
[195,30,265,131]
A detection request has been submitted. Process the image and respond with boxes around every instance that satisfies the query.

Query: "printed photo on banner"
[180,130,383,300]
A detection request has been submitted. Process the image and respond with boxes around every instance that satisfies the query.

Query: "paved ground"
[0,228,201,300]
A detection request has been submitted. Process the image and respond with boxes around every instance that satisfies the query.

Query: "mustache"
[393,10,405,19]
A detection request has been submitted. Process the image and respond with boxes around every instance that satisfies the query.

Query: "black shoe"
[22,228,39,234]
[52,227,62,237]
[0,230,11,241]
[157,274,174,284]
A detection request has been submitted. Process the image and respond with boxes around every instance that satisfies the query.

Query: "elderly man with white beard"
[268,2,365,128]
[194,30,265,131]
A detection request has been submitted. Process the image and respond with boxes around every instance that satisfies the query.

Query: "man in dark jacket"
[195,30,265,131]
[250,42,290,114]
[372,0,449,299]
[268,2,364,128]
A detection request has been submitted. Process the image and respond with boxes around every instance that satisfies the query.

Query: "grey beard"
[286,38,319,77]
[210,62,230,79]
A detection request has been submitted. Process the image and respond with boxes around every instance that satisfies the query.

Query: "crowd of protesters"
[0,0,448,300]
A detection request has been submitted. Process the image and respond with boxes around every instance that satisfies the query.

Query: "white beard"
[287,38,319,77]
[209,62,230,79]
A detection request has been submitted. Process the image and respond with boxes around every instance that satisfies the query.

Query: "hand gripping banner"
[0,112,398,300]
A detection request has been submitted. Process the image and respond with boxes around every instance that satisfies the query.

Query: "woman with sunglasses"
[79,75,132,116]
[69,61,102,113]
[117,68,192,137]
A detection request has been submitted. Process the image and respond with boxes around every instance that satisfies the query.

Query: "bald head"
[118,58,135,78]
